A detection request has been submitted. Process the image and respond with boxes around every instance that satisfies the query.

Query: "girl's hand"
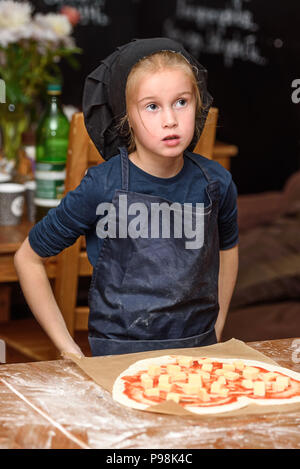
[60,349,84,359]
[60,343,85,359]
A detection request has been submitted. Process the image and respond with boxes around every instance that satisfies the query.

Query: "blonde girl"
[15,38,238,357]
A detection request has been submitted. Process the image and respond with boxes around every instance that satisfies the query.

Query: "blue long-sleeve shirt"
[29,151,238,266]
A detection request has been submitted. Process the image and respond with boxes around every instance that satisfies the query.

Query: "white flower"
[0,3,75,48]
[35,13,72,39]
[31,15,60,44]
[0,24,33,47]
[0,1,32,29]
[31,13,73,48]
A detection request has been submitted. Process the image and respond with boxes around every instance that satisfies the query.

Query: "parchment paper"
[67,338,300,418]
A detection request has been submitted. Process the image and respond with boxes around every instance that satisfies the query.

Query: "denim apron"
[88,147,220,356]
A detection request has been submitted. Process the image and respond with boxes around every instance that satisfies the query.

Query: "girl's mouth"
[162,135,181,146]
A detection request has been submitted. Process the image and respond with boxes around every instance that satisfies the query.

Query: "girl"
[14,38,239,357]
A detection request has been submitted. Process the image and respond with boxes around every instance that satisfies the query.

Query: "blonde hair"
[118,50,203,152]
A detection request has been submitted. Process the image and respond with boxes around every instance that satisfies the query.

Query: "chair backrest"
[54,113,102,334]
[193,107,218,159]
[54,108,219,336]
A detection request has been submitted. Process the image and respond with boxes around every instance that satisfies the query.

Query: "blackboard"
[159,0,300,193]
[31,0,300,194]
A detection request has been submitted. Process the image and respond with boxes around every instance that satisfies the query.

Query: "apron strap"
[184,151,212,183]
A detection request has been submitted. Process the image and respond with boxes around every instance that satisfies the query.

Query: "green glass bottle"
[35,83,70,221]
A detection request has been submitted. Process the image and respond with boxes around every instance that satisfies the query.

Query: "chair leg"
[0,285,11,323]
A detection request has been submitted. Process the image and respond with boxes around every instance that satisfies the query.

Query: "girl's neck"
[128,150,184,179]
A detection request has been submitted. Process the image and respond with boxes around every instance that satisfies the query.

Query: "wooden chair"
[54,107,219,336]
[54,113,103,335]
[194,107,218,159]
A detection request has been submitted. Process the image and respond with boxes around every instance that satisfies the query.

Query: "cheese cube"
[166,392,181,403]
[253,381,266,397]
[241,379,254,389]
[158,374,170,385]
[219,387,229,397]
[224,371,239,381]
[222,363,235,371]
[198,371,211,381]
[148,365,161,376]
[217,376,227,385]
[243,367,259,380]
[215,368,226,376]
[210,381,223,394]
[177,356,194,367]
[158,382,172,392]
[166,364,181,376]
[188,373,203,386]
[182,383,200,395]
[198,388,210,401]
[140,374,154,389]
[260,372,278,382]
[233,360,245,371]
[202,363,213,372]
[271,382,281,393]
[144,387,160,397]
[277,375,290,387]
[197,358,212,365]
[171,372,187,382]
[272,375,290,392]
[210,383,229,397]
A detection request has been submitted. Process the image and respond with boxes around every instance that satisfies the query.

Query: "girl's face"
[127,67,196,162]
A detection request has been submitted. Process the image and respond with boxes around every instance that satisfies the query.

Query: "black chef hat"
[83,37,213,160]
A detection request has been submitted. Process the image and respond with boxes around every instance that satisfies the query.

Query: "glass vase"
[0,103,29,174]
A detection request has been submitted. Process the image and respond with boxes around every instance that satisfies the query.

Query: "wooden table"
[0,219,57,321]
[0,338,299,449]
[0,219,57,284]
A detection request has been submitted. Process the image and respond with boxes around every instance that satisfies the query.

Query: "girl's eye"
[146,103,158,111]
[175,98,187,108]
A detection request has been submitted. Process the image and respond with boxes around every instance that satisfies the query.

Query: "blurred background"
[33,0,300,194]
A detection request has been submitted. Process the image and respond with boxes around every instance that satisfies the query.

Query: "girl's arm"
[215,244,239,341]
[14,237,84,357]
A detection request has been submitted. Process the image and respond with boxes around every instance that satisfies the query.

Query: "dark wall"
[32,0,300,194]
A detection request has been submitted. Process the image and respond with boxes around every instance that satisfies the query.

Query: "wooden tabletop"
[0,219,34,254]
[0,218,57,283]
[0,337,299,449]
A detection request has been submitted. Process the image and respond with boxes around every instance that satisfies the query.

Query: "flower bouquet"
[0,1,81,175]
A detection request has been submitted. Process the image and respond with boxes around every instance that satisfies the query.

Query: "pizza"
[112,355,300,415]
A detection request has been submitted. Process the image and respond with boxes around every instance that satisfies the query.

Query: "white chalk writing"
[43,0,110,26]
[163,0,267,67]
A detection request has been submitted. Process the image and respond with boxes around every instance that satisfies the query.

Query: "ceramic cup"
[0,173,11,183]
[0,183,25,226]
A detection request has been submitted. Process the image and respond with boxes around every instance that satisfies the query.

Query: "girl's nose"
[161,107,177,128]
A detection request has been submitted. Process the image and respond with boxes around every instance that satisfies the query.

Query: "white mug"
[0,183,25,226]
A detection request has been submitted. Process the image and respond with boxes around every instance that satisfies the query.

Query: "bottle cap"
[47,83,62,95]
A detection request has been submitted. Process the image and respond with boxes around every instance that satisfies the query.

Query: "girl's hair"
[118,50,203,153]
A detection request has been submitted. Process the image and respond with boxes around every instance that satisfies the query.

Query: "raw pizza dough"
[112,355,300,415]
